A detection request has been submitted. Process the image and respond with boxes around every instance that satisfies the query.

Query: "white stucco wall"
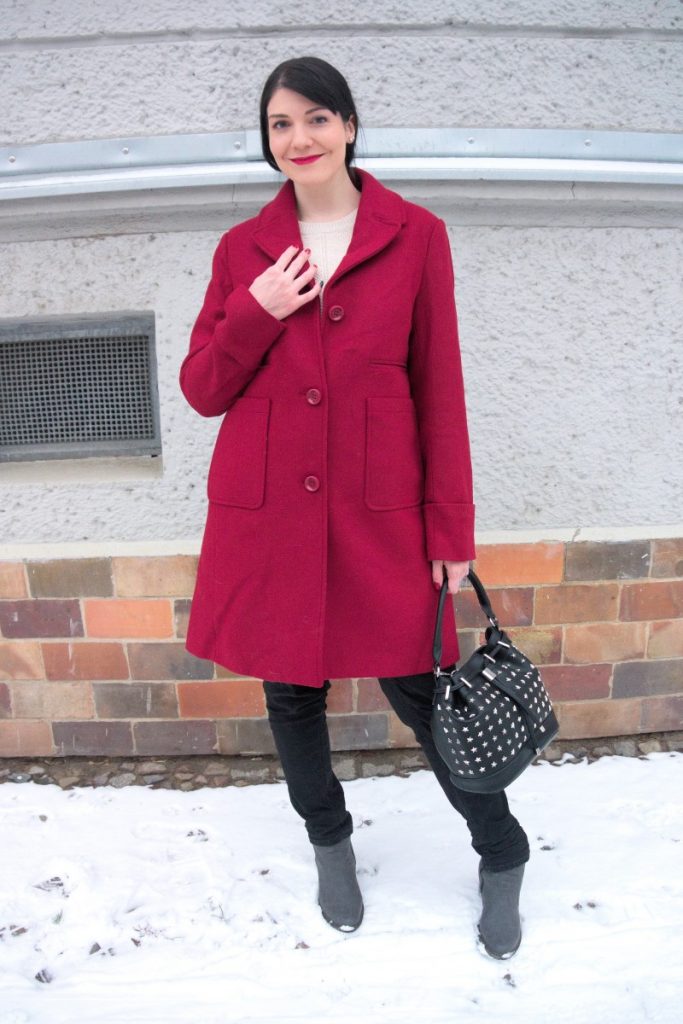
[0,2,681,546]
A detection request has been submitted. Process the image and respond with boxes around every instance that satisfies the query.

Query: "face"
[266,86,356,184]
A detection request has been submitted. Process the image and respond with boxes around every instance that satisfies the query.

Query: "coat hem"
[183,636,461,690]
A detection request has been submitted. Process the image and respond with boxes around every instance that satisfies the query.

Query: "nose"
[291,123,314,150]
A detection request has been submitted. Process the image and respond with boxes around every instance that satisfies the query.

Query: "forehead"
[266,86,328,114]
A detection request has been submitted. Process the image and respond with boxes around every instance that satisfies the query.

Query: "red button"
[304,475,320,492]
[306,388,322,405]
[328,305,344,321]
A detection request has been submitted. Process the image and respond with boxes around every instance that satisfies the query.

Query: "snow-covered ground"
[0,751,681,1024]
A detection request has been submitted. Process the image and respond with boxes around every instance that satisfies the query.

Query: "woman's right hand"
[248,245,321,320]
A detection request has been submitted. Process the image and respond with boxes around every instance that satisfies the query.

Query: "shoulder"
[368,170,442,239]
[400,198,446,244]
[401,196,441,228]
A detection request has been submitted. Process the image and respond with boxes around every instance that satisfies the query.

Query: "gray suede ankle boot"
[312,836,364,932]
[477,860,525,959]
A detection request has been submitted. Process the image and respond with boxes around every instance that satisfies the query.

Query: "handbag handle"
[432,567,501,670]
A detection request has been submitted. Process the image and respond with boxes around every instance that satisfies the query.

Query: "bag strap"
[432,567,501,670]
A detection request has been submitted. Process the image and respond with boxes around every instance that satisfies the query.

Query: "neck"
[292,165,361,222]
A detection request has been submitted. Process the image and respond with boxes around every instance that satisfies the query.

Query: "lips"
[291,154,323,165]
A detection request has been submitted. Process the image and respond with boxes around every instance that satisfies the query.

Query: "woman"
[179,56,529,958]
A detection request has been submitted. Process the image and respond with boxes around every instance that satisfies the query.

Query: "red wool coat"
[179,166,476,687]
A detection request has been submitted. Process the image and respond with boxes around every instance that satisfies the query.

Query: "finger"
[274,245,302,269]
[298,261,318,283]
[285,247,312,277]
[294,276,322,306]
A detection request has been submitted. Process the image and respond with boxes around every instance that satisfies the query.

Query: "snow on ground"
[0,751,681,1024]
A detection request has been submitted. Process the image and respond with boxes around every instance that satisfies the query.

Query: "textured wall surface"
[1,221,681,542]
[2,34,682,143]
[0,1,681,544]
[1,2,683,145]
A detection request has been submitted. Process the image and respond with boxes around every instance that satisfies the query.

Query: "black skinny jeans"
[262,667,530,873]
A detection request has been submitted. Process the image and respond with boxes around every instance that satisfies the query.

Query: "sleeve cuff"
[215,283,286,368]
[424,502,476,561]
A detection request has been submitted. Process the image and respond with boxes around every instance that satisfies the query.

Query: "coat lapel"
[251,167,405,289]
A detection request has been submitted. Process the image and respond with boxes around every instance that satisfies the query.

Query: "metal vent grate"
[0,312,161,462]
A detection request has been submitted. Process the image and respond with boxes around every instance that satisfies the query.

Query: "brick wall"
[0,537,681,758]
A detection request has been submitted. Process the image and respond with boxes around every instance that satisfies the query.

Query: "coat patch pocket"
[207,396,270,509]
[364,396,424,510]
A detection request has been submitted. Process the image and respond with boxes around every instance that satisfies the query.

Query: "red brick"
[651,538,683,578]
[327,713,389,751]
[564,622,647,663]
[27,558,113,598]
[455,586,533,628]
[0,563,28,599]
[506,625,562,665]
[640,695,683,732]
[326,678,353,713]
[387,713,419,749]
[0,720,53,756]
[534,583,619,624]
[84,599,174,638]
[113,556,198,598]
[0,641,44,680]
[174,599,191,638]
[612,659,683,699]
[565,541,650,581]
[648,620,683,659]
[178,680,265,718]
[214,663,259,680]
[0,600,83,638]
[53,720,133,756]
[620,580,683,621]
[11,681,94,719]
[128,642,213,680]
[556,698,641,739]
[541,664,612,702]
[134,720,218,756]
[456,630,483,662]
[0,682,10,717]
[217,719,277,756]
[356,678,391,712]
[93,682,178,719]
[473,543,564,584]
[43,642,129,681]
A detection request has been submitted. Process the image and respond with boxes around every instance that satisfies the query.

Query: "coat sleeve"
[408,217,476,562]
[179,233,287,417]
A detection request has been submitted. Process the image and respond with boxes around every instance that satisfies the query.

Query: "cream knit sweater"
[297,206,358,307]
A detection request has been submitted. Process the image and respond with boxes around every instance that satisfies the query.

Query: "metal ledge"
[2,128,682,201]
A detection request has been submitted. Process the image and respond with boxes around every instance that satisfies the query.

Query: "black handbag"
[431,568,559,794]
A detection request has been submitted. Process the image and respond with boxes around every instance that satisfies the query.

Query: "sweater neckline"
[297,207,359,232]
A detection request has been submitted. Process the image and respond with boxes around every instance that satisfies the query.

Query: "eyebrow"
[267,107,327,119]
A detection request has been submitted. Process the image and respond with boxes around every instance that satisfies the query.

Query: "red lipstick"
[291,154,323,165]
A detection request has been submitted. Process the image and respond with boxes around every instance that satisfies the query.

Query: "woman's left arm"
[408,216,476,593]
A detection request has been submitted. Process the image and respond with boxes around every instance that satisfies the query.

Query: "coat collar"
[251,167,405,288]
